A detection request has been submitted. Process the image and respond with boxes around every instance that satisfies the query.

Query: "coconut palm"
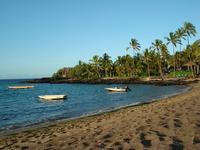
[127,38,141,51]
[175,27,186,69]
[89,55,101,78]
[100,53,113,77]
[160,43,170,74]
[183,22,197,45]
[143,48,151,78]
[151,39,164,79]
[126,38,141,76]
[115,55,133,77]
[115,56,125,77]
[165,32,181,77]
[175,28,186,48]
[184,45,196,77]
[189,40,200,76]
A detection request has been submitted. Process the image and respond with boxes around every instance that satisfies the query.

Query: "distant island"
[27,22,200,85]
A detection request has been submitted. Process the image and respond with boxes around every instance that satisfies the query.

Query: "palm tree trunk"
[159,64,163,80]
[147,63,150,78]
[132,56,135,77]
[158,55,163,80]
[105,69,107,77]
[197,65,200,75]
[191,65,194,78]
[179,44,181,70]
[173,45,176,78]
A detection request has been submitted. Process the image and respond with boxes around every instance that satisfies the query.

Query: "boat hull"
[38,95,67,100]
[8,86,34,89]
[105,88,127,92]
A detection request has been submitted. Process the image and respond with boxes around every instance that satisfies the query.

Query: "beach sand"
[0,82,200,150]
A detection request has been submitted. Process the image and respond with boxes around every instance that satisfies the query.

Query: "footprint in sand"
[160,122,169,128]
[174,118,182,128]
[82,141,90,147]
[123,137,131,143]
[20,146,29,150]
[140,133,151,148]
[102,133,113,139]
[175,113,182,117]
[195,122,200,128]
[193,136,200,144]
[154,131,166,141]
[96,142,106,148]
[170,136,184,150]
[111,141,123,150]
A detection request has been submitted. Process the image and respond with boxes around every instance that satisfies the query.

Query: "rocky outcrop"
[24,77,199,86]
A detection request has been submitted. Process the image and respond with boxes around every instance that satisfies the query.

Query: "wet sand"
[0,82,200,150]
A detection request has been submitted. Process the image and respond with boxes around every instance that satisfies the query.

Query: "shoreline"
[24,77,200,86]
[0,84,190,136]
[0,82,200,149]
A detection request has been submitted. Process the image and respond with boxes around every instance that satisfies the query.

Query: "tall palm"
[183,22,197,45]
[175,27,186,48]
[175,28,186,69]
[143,48,151,78]
[193,40,200,75]
[115,56,124,77]
[125,55,134,77]
[126,38,141,54]
[126,38,141,76]
[89,55,101,78]
[151,39,163,79]
[101,53,112,77]
[165,32,181,77]
[160,43,170,73]
[188,40,200,76]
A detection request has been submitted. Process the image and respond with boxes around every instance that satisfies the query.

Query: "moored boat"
[105,86,130,92]
[8,86,34,89]
[38,95,67,100]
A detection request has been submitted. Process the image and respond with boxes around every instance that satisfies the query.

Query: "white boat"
[8,86,34,89]
[38,95,67,100]
[105,86,129,92]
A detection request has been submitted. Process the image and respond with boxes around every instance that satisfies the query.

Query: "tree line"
[53,22,200,80]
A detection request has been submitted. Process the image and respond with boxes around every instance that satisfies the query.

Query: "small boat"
[8,86,34,89]
[105,86,130,92]
[38,95,67,100]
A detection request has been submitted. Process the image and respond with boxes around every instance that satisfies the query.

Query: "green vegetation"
[53,22,200,80]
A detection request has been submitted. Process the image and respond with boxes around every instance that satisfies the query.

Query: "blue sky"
[0,0,199,79]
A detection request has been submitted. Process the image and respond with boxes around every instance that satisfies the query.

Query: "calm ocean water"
[0,79,189,131]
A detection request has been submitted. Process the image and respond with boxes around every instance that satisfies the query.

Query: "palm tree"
[188,40,200,76]
[89,55,101,78]
[183,22,197,45]
[81,63,94,79]
[126,38,141,76]
[175,27,186,69]
[143,48,151,78]
[115,55,133,77]
[151,39,164,79]
[100,53,113,77]
[165,32,181,77]
[115,56,124,77]
[175,28,186,48]
[160,43,170,74]
[193,40,200,74]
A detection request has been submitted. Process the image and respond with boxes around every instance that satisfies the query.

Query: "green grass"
[168,70,192,77]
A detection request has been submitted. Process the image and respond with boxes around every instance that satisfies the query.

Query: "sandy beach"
[0,82,200,150]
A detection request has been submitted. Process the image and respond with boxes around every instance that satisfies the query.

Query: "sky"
[0,0,199,79]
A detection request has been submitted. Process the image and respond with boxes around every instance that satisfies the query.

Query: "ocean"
[0,79,189,132]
